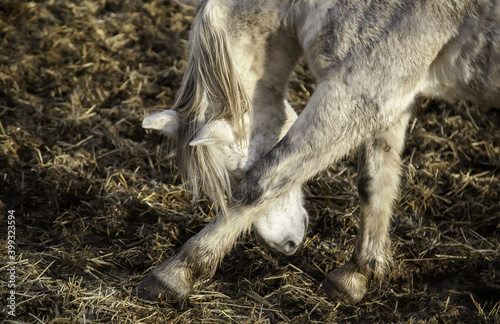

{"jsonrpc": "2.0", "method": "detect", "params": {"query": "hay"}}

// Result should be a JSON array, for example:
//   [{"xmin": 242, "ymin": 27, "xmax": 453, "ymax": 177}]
[{"xmin": 0, "ymin": 1, "xmax": 499, "ymax": 323}]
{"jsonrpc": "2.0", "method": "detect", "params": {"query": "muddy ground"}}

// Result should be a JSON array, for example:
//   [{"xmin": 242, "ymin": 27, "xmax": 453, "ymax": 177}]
[{"xmin": 0, "ymin": 1, "xmax": 499, "ymax": 323}]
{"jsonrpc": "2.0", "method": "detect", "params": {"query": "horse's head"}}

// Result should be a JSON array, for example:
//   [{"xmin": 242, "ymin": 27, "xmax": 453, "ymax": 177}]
[{"xmin": 143, "ymin": 103, "xmax": 308, "ymax": 255}]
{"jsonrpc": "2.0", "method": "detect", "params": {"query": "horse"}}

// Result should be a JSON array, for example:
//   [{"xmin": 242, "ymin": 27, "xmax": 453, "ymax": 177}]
[{"xmin": 137, "ymin": 0, "xmax": 500, "ymax": 303}]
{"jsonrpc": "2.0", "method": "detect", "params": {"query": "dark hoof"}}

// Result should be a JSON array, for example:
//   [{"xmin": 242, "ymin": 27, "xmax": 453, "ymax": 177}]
[
  {"xmin": 320, "ymin": 262, "xmax": 368, "ymax": 303},
  {"xmin": 321, "ymin": 276, "xmax": 347, "ymax": 300},
  {"xmin": 133, "ymin": 274, "xmax": 181, "ymax": 302}
]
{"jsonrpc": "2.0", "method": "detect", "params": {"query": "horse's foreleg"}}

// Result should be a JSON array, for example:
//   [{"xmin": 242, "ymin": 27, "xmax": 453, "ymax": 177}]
[
  {"xmin": 322, "ymin": 111, "xmax": 411, "ymax": 303},
  {"xmin": 135, "ymin": 205, "xmax": 262, "ymax": 300}
]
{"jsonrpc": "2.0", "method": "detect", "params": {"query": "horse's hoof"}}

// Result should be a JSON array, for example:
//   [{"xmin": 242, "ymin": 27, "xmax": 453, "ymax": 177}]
[
  {"xmin": 321, "ymin": 261, "xmax": 368, "ymax": 303},
  {"xmin": 134, "ymin": 274, "xmax": 169, "ymax": 301},
  {"xmin": 133, "ymin": 273, "xmax": 189, "ymax": 302}
]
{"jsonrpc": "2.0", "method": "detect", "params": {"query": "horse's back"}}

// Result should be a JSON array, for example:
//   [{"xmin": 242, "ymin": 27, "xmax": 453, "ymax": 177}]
[{"xmin": 293, "ymin": 0, "xmax": 500, "ymax": 107}]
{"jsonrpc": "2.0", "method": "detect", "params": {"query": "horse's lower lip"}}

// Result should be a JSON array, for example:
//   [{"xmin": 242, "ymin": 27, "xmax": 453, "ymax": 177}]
[{"xmin": 266, "ymin": 243, "xmax": 297, "ymax": 255}]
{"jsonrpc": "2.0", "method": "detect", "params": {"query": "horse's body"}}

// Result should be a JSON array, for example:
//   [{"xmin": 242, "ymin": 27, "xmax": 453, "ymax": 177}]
[{"xmin": 139, "ymin": 0, "xmax": 500, "ymax": 302}]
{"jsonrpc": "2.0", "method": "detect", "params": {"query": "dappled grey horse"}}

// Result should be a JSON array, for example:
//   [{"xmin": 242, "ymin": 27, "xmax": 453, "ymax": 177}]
[{"xmin": 138, "ymin": 0, "xmax": 500, "ymax": 303}]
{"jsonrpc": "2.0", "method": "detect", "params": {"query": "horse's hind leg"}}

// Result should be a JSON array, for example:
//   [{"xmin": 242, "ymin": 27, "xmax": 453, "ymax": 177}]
[{"xmin": 322, "ymin": 111, "xmax": 411, "ymax": 303}]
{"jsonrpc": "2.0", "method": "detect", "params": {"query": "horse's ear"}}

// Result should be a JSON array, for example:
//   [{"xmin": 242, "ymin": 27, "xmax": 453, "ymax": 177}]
[
  {"xmin": 189, "ymin": 120, "xmax": 235, "ymax": 146},
  {"xmin": 142, "ymin": 110, "xmax": 180, "ymax": 137}
]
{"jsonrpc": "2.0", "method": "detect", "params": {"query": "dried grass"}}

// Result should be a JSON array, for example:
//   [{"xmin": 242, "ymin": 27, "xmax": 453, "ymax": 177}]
[{"xmin": 0, "ymin": 1, "xmax": 499, "ymax": 323}]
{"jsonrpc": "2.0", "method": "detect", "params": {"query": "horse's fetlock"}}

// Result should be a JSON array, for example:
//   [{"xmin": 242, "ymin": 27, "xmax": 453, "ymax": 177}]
[{"xmin": 357, "ymin": 253, "xmax": 392, "ymax": 281}]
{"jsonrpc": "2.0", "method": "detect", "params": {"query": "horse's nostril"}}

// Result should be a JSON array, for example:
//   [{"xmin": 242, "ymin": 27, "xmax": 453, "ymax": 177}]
[{"xmin": 285, "ymin": 241, "xmax": 297, "ymax": 252}]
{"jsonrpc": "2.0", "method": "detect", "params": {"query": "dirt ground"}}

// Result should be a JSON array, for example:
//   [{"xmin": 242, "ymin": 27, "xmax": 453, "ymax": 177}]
[{"xmin": 1, "ymin": 1, "xmax": 499, "ymax": 323}]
